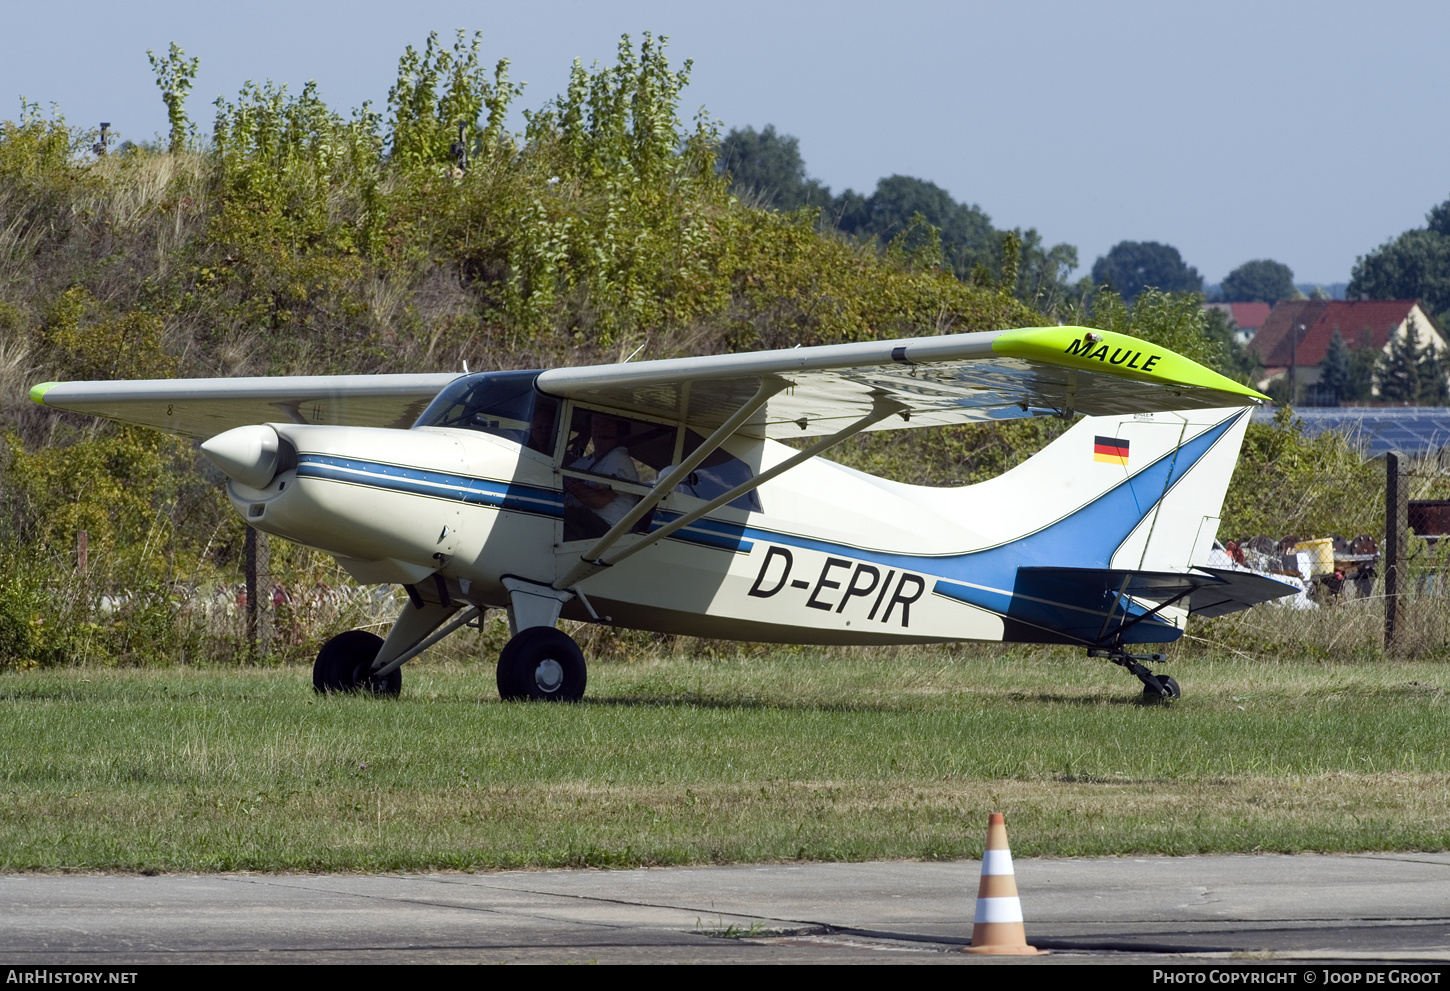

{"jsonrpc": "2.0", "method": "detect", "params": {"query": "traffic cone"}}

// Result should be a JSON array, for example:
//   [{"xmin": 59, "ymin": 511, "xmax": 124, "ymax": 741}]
[{"xmin": 964, "ymin": 813, "xmax": 1046, "ymax": 955}]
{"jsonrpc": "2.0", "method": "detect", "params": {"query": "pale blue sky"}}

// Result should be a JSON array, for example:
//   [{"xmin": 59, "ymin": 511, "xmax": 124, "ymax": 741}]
[{"xmin": 5, "ymin": 0, "xmax": 1447, "ymax": 286}]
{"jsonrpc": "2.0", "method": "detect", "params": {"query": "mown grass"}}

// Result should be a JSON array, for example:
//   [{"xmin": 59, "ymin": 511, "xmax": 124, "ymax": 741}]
[{"xmin": 0, "ymin": 648, "xmax": 1446, "ymax": 872}]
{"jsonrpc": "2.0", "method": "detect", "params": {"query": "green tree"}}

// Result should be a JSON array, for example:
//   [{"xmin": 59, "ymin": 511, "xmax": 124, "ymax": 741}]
[
  {"xmin": 1377, "ymin": 319, "xmax": 1426, "ymax": 402},
  {"xmin": 1349, "ymin": 229, "xmax": 1450, "ymax": 318},
  {"xmin": 1412, "ymin": 316, "xmax": 1450, "ymax": 405},
  {"xmin": 1220, "ymin": 259, "xmax": 1297, "ymax": 303},
  {"xmin": 1419, "ymin": 344, "xmax": 1449, "ymax": 405},
  {"xmin": 1006, "ymin": 227, "xmax": 1079, "ymax": 314},
  {"xmin": 835, "ymin": 174, "xmax": 997, "ymax": 280},
  {"xmin": 1202, "ymin": 305, "xmax": 1262, "ymax": 385},
  {"xmin": 1349, "ymin": 196, "xmax": 1450, "ymax": 322},
  {"xmin": 1429, "ymin": 198, "xmax": 1450, "ymax": 237},
  {"xmin": 828, "ymin": 175, "xmax": 1078, "ymax": 308},
  {"xmin": 387, "ymin": 30, "xmax": 520, "ymax": 168},
  {"xmin": 147, "ymin": 42, "xmax": 199, "ymax": 153},
  {"xmin": 716, "ymin": 125, "xmax": 830, "ymax": 211},
  {"xmin": 1085, "ymin": 286, "xmax": 1217, "ymax": 367},
  {"xmin": 1349, "ymin": 336, "xmax": 1380, "ymax": 401},
  {"xmin": 1091, "ymin": 241, "xmax": 1202, "ymax": 301},
  {"xmin": 1315, "ymin": 329, "xmax": 1352, "ymax": 406},
  {"xmin": 716, "ymin": 129, "xmax": 1079, "ymax": 312}
]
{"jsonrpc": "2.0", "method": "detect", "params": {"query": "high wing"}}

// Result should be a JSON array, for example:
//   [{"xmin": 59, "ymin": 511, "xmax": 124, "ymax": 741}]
[
  {"xmin": 28, "ymin": 374, "xmax": 460, "ymax": 439},
  {"xmin": 537, "ymin": 326, "xmax": 1266, "ymax": 438},
  {"xmin": 29, "ymin": 326, "xmax": 1263, "ymax": 442}
]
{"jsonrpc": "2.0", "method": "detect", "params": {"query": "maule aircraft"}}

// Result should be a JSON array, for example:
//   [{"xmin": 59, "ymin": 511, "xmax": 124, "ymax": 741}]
[{"xmin": 29, "ymin": 326, "xmax": 1296, "ymax": 701}]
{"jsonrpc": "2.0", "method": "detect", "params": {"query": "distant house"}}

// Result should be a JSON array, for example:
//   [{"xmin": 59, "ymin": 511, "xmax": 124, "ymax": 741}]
[
  {"xmin": 1204, "ymin": 302, "xmax": 1272, "ymax": 344},
  {"xmin": 1247, "ymin": 299, "xmax": 1445, "ymax": 393}
]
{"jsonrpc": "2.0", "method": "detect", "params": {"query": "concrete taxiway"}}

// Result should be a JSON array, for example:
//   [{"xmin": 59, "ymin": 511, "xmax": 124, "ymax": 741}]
[{"xmin": 2, "ymin": 853, "xmax": 1450, "ymax": 964}]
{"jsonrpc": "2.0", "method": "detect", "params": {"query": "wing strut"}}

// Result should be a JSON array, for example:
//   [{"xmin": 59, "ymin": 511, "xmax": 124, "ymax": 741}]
[{"xmin": 555, "ymin": 391, "xmax": 909, "ymax": 590}]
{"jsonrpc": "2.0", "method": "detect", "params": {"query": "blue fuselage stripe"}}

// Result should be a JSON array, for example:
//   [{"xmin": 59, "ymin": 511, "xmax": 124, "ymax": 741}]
[{"xmin": 295, "ymin": 457, "xmax": 755, "ymax": 554}]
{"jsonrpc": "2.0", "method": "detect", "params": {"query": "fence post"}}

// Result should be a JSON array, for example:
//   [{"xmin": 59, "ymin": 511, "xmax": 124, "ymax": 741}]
[
  {"xmin": 76, "ymin": 530, "xmax": 88, "ymax": 577},
  {"xmin": 245, "ymin": 526, "xmax": 271, "ymax": 659},
  {"xmin": 1384, "ymin": 452, "xmax": 1406, "ymax": 654}
]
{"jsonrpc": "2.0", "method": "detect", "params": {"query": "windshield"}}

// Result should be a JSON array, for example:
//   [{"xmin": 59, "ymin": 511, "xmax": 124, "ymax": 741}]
[{"xmin": 412, "ymin": 371, "xmax": 558, "ymax": 453}]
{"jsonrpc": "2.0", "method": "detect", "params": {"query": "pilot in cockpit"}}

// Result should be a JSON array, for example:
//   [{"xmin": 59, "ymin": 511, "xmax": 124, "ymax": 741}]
[{"xmin": 563, "ymin": 413, "xmax": 641, "ymax": 539}]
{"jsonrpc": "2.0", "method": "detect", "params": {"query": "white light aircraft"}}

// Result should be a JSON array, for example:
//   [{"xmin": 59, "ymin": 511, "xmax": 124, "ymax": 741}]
[{"xmin": 30, "ymin": 325, "xmax": 1296, "ymax": 700}]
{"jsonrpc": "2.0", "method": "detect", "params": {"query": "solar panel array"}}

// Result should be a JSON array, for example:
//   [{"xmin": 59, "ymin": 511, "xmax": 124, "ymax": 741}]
[{"xmin": 1253, "ymin": 406, "xmax": 1450, "ymax": 455}]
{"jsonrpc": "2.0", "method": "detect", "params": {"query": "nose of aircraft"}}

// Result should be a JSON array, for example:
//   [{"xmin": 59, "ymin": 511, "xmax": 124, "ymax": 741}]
[{"xmin": 201, "ymin": 424, "xmax": 282, "ymax": 488}]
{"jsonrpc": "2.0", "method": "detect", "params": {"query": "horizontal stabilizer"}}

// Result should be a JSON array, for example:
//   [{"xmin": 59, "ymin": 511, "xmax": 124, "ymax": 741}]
[
  {"xmin": 1018, "ymin": 566, "xmax": 1300, "ymax": 627},
  {"xmin": 1177, "ymin": 567, "xmax": 1306, "ymax": 618}
]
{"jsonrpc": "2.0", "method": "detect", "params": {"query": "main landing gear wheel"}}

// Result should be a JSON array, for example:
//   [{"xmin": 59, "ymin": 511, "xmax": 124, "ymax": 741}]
[
  {"xmin": 496, "ymin": 627, "xmax": 587, "ymax": 702},
  {"xmin": 312, "ymin": 630, "xmax": 402, "ymax": 697}
]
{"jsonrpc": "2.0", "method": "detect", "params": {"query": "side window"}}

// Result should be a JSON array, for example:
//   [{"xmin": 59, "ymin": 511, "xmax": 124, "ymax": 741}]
[
  {"xmin": 674, "ymin": 431, "xmax": 762, "ymax": 512},
  {"xmin": 560, "ymin": 409, "xmax": 675, "ymax": 542},
  {"xmin": 556, "ymin": 411, "xmax": 760, "ymax": 541},
  {"xmin": 562, "ymin": 408, "xmax": 674, "ymax": 484},
  {"xmin": 525, "ymin": 396, "xmax": 560, "ymax": 455}
]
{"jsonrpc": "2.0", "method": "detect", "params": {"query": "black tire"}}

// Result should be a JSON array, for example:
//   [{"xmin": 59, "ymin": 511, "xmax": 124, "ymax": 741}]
[
  {"xmin": 1144, "ymin": 675, "xmax": 1181, "ymax": 700},
  {"xmin": 312, "ymin": 630, "xmax": 401, "ymax": 697},
  {"xmin": 496, "ymin": 627, "xmax": 586, "ymax": 702}
]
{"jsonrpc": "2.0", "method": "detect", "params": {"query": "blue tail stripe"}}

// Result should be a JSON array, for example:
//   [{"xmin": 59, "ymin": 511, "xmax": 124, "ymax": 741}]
[{"xmin": 723, "ymin": 414, "xmax": 1236, "ymax": 585}]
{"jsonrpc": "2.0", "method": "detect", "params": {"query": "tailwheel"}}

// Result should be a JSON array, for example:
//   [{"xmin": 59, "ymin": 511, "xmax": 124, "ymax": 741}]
[
  {"xmin": 496, "ymin": 627, "xmax": 587, "ymax": 702},
  {"xmin": 1088, "ymin": 647, "xmax": 1181, "ymax": 701},
  {"xmin": 313, "ymin": 630, "xmax": 402, "ymax": 697},
  {"xmin": 1144, "ymin": 675, "xmax": 1181, "ymax": 700}
]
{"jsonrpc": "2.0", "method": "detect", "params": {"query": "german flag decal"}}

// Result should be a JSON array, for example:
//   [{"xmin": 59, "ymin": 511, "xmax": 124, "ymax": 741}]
[{"xmin": 1094, "ymin": 435, "xmax": 1129, "ymax": 466}]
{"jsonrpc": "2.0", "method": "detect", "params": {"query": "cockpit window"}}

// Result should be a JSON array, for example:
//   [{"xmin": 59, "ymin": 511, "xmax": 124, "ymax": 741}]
[
  {"xmin": 412, "ymin": 371, "xmax": 559, "ymax": 454},
  {"xmin": 676, "ymin": 430, "xmax": 762, "ymax": 512}
]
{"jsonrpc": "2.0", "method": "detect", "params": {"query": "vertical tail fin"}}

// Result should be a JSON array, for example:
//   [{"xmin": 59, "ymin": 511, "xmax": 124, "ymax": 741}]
[
  {"xmin": 963, "ymin": 405, "xmax": 1253, "ymax": 573},
  {"xmin": 1104, "ymin": 407, "xmax": 1253, "ymax": 573}
]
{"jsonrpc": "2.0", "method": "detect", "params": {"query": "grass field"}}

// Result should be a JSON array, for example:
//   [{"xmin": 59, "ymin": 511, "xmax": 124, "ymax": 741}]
[{"xmin": 1, "ymin": 647, "xmax": 1447, "ymax": 872}]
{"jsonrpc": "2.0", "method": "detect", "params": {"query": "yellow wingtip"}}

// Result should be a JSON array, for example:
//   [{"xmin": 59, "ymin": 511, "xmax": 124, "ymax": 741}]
[{"xmin": 992, "ymin": 327, "xmax": 1268, "ymax": 402}]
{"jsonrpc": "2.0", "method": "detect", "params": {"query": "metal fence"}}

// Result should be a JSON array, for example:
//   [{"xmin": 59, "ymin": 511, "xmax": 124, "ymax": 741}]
[{"xmin": 1185, "ymin": 451, "xmax": 1450, "ymax": 661}]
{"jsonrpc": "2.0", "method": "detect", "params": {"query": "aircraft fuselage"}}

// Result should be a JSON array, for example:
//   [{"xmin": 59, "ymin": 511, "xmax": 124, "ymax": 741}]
[{"xmin": 226, "ymin": 400, "xmax": 1251, "ymax": 649}]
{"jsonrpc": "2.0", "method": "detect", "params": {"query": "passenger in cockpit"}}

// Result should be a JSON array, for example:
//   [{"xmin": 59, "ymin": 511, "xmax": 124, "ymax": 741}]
[{"xmin": 563, "ymin": 414, "xmax": 641, "ymax": 539}]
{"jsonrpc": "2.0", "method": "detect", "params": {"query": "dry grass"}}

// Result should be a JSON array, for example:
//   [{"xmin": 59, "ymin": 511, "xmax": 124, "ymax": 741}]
[{"xmin": 1191, "ymin": 582, "xmax": 1450, "ymax": 662}]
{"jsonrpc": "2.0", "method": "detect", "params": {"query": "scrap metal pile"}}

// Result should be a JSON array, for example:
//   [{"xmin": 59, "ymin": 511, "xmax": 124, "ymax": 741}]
[{"xmin": 1211, "ymin": 535, "xmax": 1379, "ymax": 609}]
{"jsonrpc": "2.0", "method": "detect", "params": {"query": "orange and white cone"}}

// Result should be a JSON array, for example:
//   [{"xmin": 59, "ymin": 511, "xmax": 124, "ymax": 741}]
[{"xmin": 964, "ymin": 813, "xmax": 1045, "ymax": 955}]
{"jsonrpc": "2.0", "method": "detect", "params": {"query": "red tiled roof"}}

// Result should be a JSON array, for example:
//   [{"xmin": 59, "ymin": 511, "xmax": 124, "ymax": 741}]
[
  {"xmin": 1228, "ymin": 302, "xmax": 1271, "ymax": 330},
  {"xmin": 1248, "ymin": 301, "xmax": 1329, "ymax": 367},
  {"xmin": 1249, "ymin": 300, "xmax": 1442, "ymax": 368}
]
